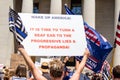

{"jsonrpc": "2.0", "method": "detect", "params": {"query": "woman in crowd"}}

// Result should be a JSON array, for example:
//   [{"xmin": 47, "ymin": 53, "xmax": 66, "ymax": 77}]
[{"xmin": 10, "ymin": 64, "xmax": 27, "ymax": 80}]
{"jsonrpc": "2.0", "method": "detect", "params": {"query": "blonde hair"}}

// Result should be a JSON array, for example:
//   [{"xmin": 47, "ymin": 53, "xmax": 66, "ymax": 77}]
[{"xmin": 49, "ymin": 59, "xmax": 64, "ymax": 78}]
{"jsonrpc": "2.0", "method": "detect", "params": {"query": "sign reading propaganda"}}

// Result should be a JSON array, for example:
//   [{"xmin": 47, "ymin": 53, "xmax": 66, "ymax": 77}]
[{"xmin": 19, "ymin": 13, "xmax": 87, "ymax": 56}]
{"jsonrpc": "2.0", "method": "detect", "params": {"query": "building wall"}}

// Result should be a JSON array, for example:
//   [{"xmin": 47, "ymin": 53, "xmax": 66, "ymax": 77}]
[
  {"xmin": 0, "ymin": 0, "xmax": 14, "ymax": 67},
  {"xmin": 96, "ymin": 0, "xmax": 114, "ymax": 63},
  {"xmin": 38, "ymin": 0, "xmax": 71, "ymax": 14},
  {"xmin": 96, "ymin": 0, "xmax": 114, "ymax": 44},
  {"xmin": 14, "ymin": 0, "xmax": 22, "ymax": 12},
  {"xmin": 39, "ymin": 0, "xmax": 50, "ymax": 13}
]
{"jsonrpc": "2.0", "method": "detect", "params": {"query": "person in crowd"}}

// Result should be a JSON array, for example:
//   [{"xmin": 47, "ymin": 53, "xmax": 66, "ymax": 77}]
[
  {"xmin": 3, "ymin": 66, "xmax": 10, "ymax": 80},
  {"xmin": 28, "ymin": 68, "xmax": 32, "ymax": 79},
  {"xmin": 10, "ymin": 64, "xmax": 27, "ymax": 80},
  {"xmin": 0, "ymin": 67, "xmax": 4, "ymax": 80},
  {"xmin": 29, "ymin": 62, "xmax": 51, "ymax": 80},
  {"xmin": 18, "ymin": 44, "xmax": 90, "ymax": 80},
  {"xmin": 112, "ymin": 65, "xmax": 120, "ymax": 80},
  {"xmin": 40, "ymin": 62, "xmax": 51, "ymax": 80},
  {"xmin": 63, "ymin": 67, "xmax": 71, "ymax": 80},
  {"xmin": 76, "ymin": 60, "xmax": 91, "ymax": 80},
  {"xmin": 91, "ymin": 73, "xmax": 103, "ymax": 80},
  {"xmin": 61, "ymin": 56, "xmax": 71, "ymax": 80},
  {"xmin": 83, "ymin": 72, "xmax": 90, "ymax": 80}
]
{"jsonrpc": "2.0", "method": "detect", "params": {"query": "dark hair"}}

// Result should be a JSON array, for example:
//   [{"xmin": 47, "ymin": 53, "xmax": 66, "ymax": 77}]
[
  {"xmin": 112, "ymin": 65, "xmax": 120, "ymax": 78},
  {"xmin": 15, "ymin": 64, "xmax": 27, "ymax": 77},
  {"xmin": 91, "ymin": 73, "xmax": 102, "ymax": 80}
]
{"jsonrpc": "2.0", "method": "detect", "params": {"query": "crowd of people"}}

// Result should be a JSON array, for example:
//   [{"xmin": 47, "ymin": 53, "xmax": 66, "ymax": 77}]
[{"xmin": 0, "ymin": 44, "xmax": 120, "ymax": 80}]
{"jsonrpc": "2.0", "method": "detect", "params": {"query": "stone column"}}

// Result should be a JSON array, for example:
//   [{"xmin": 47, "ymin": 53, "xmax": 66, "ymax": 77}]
[
  {"xmin": 50, "ymin": 0, "xmax": 62, "ymax": 14},
  {"xmin": 113, "ymin": 0, "xmax": 120, "ymax": 67},
  {"xmin": 82, "ymin": 0, "xmax": 95, "ymax": 28},
  {"xmin": 50, "ymin": 0, "xmax": 62, "ymax": 59},
  {"xmin": 22, "ymin": 0, "xmax": 33, "ymax": 13},
  {"xmin": 0, "ymin": 0, "xmax": 14, "ymax": 67}
]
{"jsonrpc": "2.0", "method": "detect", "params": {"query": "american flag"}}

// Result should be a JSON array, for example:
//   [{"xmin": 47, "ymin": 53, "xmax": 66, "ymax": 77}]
[
  {"xmin": 9, "ymin": 8, "xmax": 28, "ymax": 43},
  {"xmin": 115, "ymin": 13, "xmax": 120, "ymax": 46}
]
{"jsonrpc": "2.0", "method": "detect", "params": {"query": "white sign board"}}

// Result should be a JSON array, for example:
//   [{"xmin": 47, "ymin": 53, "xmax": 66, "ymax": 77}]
[{"xmin": 19, "ymin": 13, "xmax": 87, "ymax": 56}]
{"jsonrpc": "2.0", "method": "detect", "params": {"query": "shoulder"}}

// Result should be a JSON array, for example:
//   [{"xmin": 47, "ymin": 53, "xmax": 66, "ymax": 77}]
[{"xmin": 42, "ymin": 73, "xmax": 51, "ymax": 80}]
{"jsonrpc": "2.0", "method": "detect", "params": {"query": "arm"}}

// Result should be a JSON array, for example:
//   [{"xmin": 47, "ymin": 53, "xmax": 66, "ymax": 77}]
[
  {"xmin": 70, "ymin": 48, "xmax": 90, "ymax": 80},
  {"xmin": 18, "ymin": 47, "xmax": 47, "ymax": 80},
  {"xmin": 75, "ymin": 60, "xmax": 80, "ymax": 70}
]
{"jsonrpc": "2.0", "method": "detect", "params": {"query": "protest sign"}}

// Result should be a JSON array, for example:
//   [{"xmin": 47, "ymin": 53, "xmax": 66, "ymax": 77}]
[{"xmin": 19, "ymin": 13, "xmax": 86, "ymax": 56}]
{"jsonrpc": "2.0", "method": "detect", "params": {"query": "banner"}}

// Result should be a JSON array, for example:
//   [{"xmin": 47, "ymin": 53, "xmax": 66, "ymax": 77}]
[
  {"xmin": 75, "ymin": 22, "xmax": 113, "ymax": 72},
  {"xmin": 19, "ymin": 13, "xmax": 87, "ymax": 56}
]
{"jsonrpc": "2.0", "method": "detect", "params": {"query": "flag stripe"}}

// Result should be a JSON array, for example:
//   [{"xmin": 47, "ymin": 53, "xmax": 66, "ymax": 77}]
[
  {"xmin": 15, "ymin": 27, "xmax": 28, "ymax": 38},
  {"xmin": 117, "ymin": 25, "xmax": 120, "ymax": 30},
  {"xmin": 115, "ymin": 39, "xmax": 120, "ymax": 46},
  {"xmin": 84, "ymin": 23, "xmax": 101, "ymax": 46},
  {"xmin": 116, "ymin": 32, "xmax": 120, "ymax": 38}
]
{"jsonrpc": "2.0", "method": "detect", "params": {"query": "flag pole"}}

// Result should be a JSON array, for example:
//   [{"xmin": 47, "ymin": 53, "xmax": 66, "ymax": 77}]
[{"xmin": 109, "ymin": 48, "xmax": 115, "ymax": 73}]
